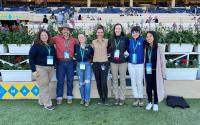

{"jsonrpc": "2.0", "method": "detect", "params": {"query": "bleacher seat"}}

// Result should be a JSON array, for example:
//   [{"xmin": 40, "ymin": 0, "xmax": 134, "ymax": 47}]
[
  {"xmin": 103, "ymin": 8, "xmax": 123, "ymax": 13},
  {"xmin": 79, "ymin": 8, "xmax": 98, "ymax": 13},
  {"xmin": 4, "ymin": 7, "xmax": 29, "ymax": 11},
  {"xmin": 34, "ymin": 7, "xmax": 52, "ymax": 14},
  {"xmin": 52, "ymin": 7, "xmax": 73, "ymax": 14},
  {"xmin": 124, "ymin": 8, "xmax": 143, "ymax": 13}
]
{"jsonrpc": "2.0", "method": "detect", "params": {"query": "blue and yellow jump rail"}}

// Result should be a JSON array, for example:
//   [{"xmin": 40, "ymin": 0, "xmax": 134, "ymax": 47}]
[{"xmin": 0, "ymin": 82, "xmax": 39, "ymax": 99}]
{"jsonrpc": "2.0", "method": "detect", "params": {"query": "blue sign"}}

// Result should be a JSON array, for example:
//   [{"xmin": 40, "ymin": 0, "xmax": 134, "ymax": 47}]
[
  {"xmin": 31, "ymin": 86, "xmax": 39, "ymax": 96},
  {"xmin": 8, "ymin": 86, "xmax": 18, "ymax": 97},
  {"xmin": 0, "ymin": 86, "xmax": 7, "ymax": 98},
  {"xmin": 20, "ymin": 86, "xmax": 30, "ymax": 96}
]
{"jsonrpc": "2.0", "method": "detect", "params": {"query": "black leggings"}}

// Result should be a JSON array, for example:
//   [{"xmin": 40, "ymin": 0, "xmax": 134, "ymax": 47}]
[
  {"xmin": 145, "ymin": 70, "xmax": 158, "ymax": 104},
  {"xmin": 93, "ymin": 62, "xmax": 109, "ymax": 103}
]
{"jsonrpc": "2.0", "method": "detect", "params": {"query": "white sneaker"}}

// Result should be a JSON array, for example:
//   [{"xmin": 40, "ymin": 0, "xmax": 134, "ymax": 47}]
[
  {"xmin": 145, "ymin": 103, "xmax": 153, "ymax": 111},
  {"xmin": 153, "ymin": 104, "xmax": 159, "ymax": 112}
]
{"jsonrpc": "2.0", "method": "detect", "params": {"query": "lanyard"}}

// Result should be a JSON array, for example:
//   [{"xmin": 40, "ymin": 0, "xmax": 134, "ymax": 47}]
[
  {"xmin": 114, "ymin": 38, "xmax": 121, "ymax": 49},
  {"xmin": 64, "ymin": 37, "xmax": 71, "ymax": 49},
  {"xmin": 45, "ymin": 44, "xmax": 51, "ymax": 56},
  {"xmin": 147, "ymin": 47, "xmax": 152, "ymax": 63},
  {"xmin": 80, "ymin": 46, "xmax": 85, "ymax": 62},
  {"xmin": 133, "ymin": 39, "xmax": 139, "ymax": 53}
]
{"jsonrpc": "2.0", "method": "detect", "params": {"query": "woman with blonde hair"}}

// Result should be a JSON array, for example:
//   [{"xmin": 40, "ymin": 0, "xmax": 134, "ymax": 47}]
[{"xmin": 75, "ymin": 33, "xmax": 94, "ymax": 107}]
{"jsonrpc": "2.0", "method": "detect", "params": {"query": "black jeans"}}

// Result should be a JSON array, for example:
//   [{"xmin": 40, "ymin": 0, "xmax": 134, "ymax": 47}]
[
  {"xmin": 93, "ymin": 62, "xmax": 109, "ymax": 103},
  {"xmin": 145, "ymin": 70, "xmax": 158, "ymax": 104}
]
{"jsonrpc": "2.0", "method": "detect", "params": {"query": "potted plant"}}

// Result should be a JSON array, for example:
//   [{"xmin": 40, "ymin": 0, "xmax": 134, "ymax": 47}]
[
  {"xmin": 86, "ymin": 30, "xmax": 96, "ymax": 44},
  {"xmin": 104, "ymin": 22, "xmax": 113, "ymax": 39},
  {"xmin": 0, "ymin": 56, "xmax": 32, "ymax": 82},
  {"xmin": 72, "ymin": 27, "xmax": 85, "ymax": 38},
  {"xmin": 3, "ymin": 30, "xmax": 34, "ymax": 54},
  {"xmin": 0, "ymin": 62, "xmax": 32, "ymax": 82},
  {"xmin": 0, "ymin": 30, "xmax": 8, "ymax": 53},
  {"xmin": 155, "ymin": 27, "xmax": 167, "ymax": 51},
  {"xmin": 194, "ymin": 32, "xmax": 200, "ymax": 52},
  {"xmin": 47, "ymin": 25, "xmax": 59, "ymax": 37},
  {"xmin": 166, "ymin": 29, "xmax": 194, "ymax": 53},
  {"xmin": 166, "ymin": 58, "xmax": 198, "ymax": 80}
]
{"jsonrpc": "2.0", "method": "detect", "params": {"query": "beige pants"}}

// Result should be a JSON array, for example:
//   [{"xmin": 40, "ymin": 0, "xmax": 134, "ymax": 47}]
[
  {"xmin": 110, "ymin": 62, "xmax": 127, "ymax": 100},
  {"xmin": 36, "ymin": 65, "xmax": 54, "ymax": 107}
]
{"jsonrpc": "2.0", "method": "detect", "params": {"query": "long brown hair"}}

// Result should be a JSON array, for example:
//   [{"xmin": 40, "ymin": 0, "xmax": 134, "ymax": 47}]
[
  {"xmin": 145, "ymin": 31, "xmax": 158, "ymax": 48},
  {"xmin": 34, "ymin": 29, "xmax": 52, "ymax": 45},
  {"xmin": 95, "ymin": 24, "xmax": 104, "ymax": 39},
  {"xmin": 109, "ymin": 23, "xmax": 126, "ymax": 49},
  {"xmin": 112, "ymin": 23, "xmax": 125, "ymax": 37}
]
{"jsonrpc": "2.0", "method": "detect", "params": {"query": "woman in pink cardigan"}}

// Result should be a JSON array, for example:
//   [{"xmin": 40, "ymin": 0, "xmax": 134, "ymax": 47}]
[{"xmin": 144, "ymin": 31, "xmax": 166, "ymax": 112}]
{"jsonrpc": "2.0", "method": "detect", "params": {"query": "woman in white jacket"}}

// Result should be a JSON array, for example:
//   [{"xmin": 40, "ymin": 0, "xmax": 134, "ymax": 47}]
[{"xmin": 144, "ymin": 31, "xmax": 166, "ymax": 112}]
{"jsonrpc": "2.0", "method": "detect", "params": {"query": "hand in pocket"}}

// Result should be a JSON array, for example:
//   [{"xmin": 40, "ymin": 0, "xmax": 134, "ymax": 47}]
[{"xmin": 33, "ymin": 71, "xmax": 39, "ymax": 78}]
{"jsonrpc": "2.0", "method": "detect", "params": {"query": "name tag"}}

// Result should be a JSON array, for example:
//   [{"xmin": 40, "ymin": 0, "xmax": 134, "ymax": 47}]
[
  {"xmin": 114, "ymin": 50, "xmax": 120, "ymax": 58},
  {"xmin": 64, "ymin": 50, "xmax": 70, "ymax": 59},
  {"xmin": 146, "ymin": 63, "xmax": 152, "ymax": 74},
  {"xmin": 132, "ymin": 53, "xmax": 137, "ymax": 64},
  {"xmin": 80, "ymin": 62, "xmax": 86, "ymax": 70},
  {"xmin": 47, "ymin": 56, "xmax": 53, "ymax": 65},
  {"xmin": 101, "ymin": 64, "xmax": 106, "ymax": 71}
]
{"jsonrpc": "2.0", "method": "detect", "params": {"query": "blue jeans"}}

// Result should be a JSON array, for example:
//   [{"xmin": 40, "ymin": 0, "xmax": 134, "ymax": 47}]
[
  {"xmin": 76, "ymin": 61, "xmax": 92, "ymax": 102},
  {"xmin": 56, "ymin": 60, "xmax": 74, "ymax": 100}
]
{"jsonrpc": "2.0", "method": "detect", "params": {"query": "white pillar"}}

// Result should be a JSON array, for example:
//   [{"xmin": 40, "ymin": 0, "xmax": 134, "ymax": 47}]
[
  {"xmin": 120, "ymin": 0, "xmax": 124, "ymax": 5},
  {"xmin": 171, "ymin": 0, "xmax": 176, "ymax": 7},
  {"xmin": 130, "ymin": 0, "xmax": 133, "ymax": 7},
  {"xmin": 87, "ymin": 0, "xmax": 91, "ymax": 7},
  {"xmin": 184, "ymin": 0, "xmax": 189, "ymax": 4},
  {"xmin": 0, "ymin": 0, "xmax": 2, "ymax": 8},
  {"xmin": 152, "ymin": 0, "xmax": 156, "ymax": 4}
]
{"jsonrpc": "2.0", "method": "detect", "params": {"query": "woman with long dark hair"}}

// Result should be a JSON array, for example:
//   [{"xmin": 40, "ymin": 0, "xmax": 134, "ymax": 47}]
[
  {"xmin": 92, "ymin": 25, "xmax": 109, "ymax": 105},
  {"xmin": 29, "ymin": 29, "xmax": 56, "ymax": 110},
  {"xmin": 107, "ymin": 23, "xmax": 128, "ymax": 106},
  {"xmin": 144, "ymin": 31, "xmax": 166, "ymax": 111}
]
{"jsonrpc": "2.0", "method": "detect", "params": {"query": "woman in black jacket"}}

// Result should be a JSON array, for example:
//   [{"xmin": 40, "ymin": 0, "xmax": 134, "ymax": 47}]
[
  {"xmin": 107, "ymin": 23, "xmax": 129, "ymax": 106},
  {"xmin": 29, "ymin": 29, "xmax": 56, "ymax": 110},
  {"xmin": 74, "ymin": 33, "xmax": 93, "ymax": 107}
]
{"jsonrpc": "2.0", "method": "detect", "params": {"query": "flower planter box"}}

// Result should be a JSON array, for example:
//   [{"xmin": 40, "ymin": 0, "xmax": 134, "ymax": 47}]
[
  {"xmin": 0, "ymin": 70, "xmax": 32, "ymax": 82},
  {"xmin": 168, "ymin": 43, "xmax": 194, "ymax": 53},
  {"xmin": 8, "ymin": 44, "xmax": 31, "ymax": 54},
  {"xmin": 0, "ymin": 44, "xmax": 7, "ymax": 53},
  {"xmin": 194, "ymin": 44, "xmax": 200, "ymax": 52},
  {"xmin": 166, "ymin": 68, "xmax": 197, "ymax": 80},
  {"xmin": 159, "ymin": 43, "xmax": 167, "ymax": 52}
]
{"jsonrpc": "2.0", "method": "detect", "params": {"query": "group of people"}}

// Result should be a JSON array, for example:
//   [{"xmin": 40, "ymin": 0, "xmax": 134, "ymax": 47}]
[
  {"xmin": 43, "ymin": 11, "xmax": 75, "ymax": 24},
  {"xmin": 29, "ymin": 23, "xmax": 166, "ymax": 112}
]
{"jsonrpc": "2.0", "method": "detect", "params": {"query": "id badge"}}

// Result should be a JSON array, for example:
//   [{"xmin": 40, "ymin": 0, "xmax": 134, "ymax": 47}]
[
  {"xmin": 101, "ymin": 64, "xmax": 106, "ymax": 71},
  {"xmin": 146, "ymin": 63, "xmax": 152, "ymax": 74},
  {"xmin": 132, "ymin": 53, "xmax": 137, "ymax": 64},
  {"xmin": 64, "ymin": 50, "xmax": 70, "ymax": 59},
  {"xmin": 114, "ymin": 50, "xmax": 120, "ymax": 58},
  {"xmin": 80, "ymin": 62, "xmax": 86, "ymax": 70},
  {"xmin": 47, "ymin": 56, "xmax": 53, "ymax": 65}
]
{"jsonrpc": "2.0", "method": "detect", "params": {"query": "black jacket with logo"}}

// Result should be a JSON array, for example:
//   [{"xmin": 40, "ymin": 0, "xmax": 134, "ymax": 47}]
[{"xmin": 107, "ymin": 36, "xmax": 129, "ymax": 63}]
